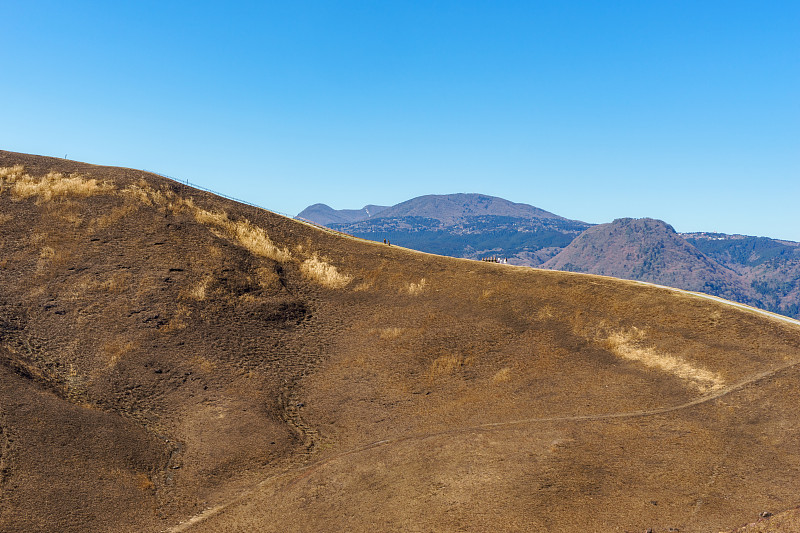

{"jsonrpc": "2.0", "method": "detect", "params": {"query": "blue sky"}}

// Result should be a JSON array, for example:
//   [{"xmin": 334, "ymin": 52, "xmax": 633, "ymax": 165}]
[{"xmin": 3, "ymin": 1, "xmax": 799, "ymax": 240}]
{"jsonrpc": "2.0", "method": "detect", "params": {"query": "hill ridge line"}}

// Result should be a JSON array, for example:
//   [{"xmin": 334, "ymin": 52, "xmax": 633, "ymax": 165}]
[{"xmin": 124, "ymin": 171, "xmax": 800, "ymax": 328}]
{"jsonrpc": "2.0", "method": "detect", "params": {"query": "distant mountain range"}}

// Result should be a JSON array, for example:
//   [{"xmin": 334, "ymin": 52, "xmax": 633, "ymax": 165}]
[
  {"xmin": 297, "ymin": 203, "xmax": 389, "ymax": 225},
  {"xmin": 298, "ymin": 194, "xmax": 592, "ymax": 265},
  {"xmin": 297, "ymin": 194, "xmax": 800, "ymax": 318}
]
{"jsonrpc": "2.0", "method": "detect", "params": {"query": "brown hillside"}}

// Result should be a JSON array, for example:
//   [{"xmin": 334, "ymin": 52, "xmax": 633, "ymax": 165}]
[
  {"xmin": 544, "ymin": 217, "xmax": 756, "ymax": 305},
  {"xmin": 1, "ymin": 151, "xmax": 800, "ymax": 532}
]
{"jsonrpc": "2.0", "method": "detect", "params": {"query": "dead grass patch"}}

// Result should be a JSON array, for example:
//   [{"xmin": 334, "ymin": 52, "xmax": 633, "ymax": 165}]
[
  {"xmin": 4, "ymin": 169, "xmax": 114, "ymax": 203},
  {"xmin": 378, "ymin": 327, "xmax": 404, "ymax": 340},
  {"xmin": 0, "ymin": 213, "xmax": 11, "ymax": 224},
  {"xmin": 161, "ymin": 304, "xmax": 191, "ymax": 332},
  {"xmin": 46, "ymin": 200, "xmax": 84, "ymax": 226},
  {"xmin": 491, "ymin": 367, "xmax": 512, "ymax": 384},
  {"xmin": 186, "ymin": 200, "xmax": 291, "ymax": 263},
  {"xmin": 122, "ymin": 187, "xmax": 293, "ymax": 264},
  {"xmin": 406, "ymin": 278, "xmax": 428, "ymax": 295},
  {"xmin": 69, "ymin": 272, "xmax": 130, "ymax": 296},
  {"xmin": 30, "ymin": 232, "xmax": 46, "ymax": 246},
  {"xmin": 96, "ymin": 271, "xmax": 131, "ymax": 293},
  {"xmin": 191, "ymin": 355, "xmax": 217, "ymax": 374},
  {"xmin": 0, "ymin": 164, "xmax": 24, "ymax": 180},
  {"xmin": 301, "ymin": 255, "xmax": 352, "ymax": 289},
  {"xmin": 187, "ymin": 276, "xmax": 212, "ymax": 301},
  {"xmin": 92, "ymin": 203, "xmax": 139, "ymax": 230},
  {"xmin": 36, "ymin": 246, "xmax": 58, "ymax": 273},
  {"xmin": 121, "ymin": 182, "xmax": 156, "ymax": 206},
  {"xmin": 428, "ymin": 353, "xmax": 471, "ymax": 382},
  {"xmin": 256, "ymin": 267, "xmax": 280, "ymax": 290},
  {"xmin": 353, "ymin": 280, "xmax": 374, "ymax": 292},
  {"xmin": 135, "ymin": 473, "xmax": 155, "ymax": 492},
  {"xmin": 102, "ymin": 340, "xmax": 136, "ymax": 369},
  {"xmin": 605, "ymin": 328, "xmax": 725, "ymax": 392},
  {"xmin": 537, "ymin": 305, "xmax": 555, "ymax": 320}
]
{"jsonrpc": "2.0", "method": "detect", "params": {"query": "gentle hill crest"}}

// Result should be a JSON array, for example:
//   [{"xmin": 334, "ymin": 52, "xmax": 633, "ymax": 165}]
[{"xmin": 300, "ymin": 195, "xmax": 800, "ymax": 318}]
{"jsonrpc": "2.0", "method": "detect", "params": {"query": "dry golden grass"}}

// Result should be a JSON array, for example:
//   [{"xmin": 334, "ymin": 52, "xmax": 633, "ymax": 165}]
[
  {"xmin": 428, "ymin": 353, "xmax": 466, "ymax": 382},
  {"xmin": 406, "ymin": 278, "xmax": 428, "ymax": 295},
  {"xmin": 48, "ymin": 199, "xmax": 84, "ymax": 226},
  {"xmin": 301, "ymin": 255, "xmax": 352, "ymax": 289},
  {"xmin": 256, "ymin": 267, "xmax": 280, "ymax": 290},
  {"xmin": 69, "ymin": 271, "xmax": 131, "ymax": 297},
  {"xmin": 186, "ymin": 200, "xmax": 291, "ymax": 263},
  {"xmin": 491, "ymin": 367, "xmax": 512, "ymax": 384},
  {"xmin": 36, "ymin": 246, "xmax": 56, "ymax": 273},
  {"xmin": 161, "ymin": 304, "xmax": 191, "ymax": 332},
  {"xmin": 187, "ymin": 276, "xmax": 212, "ymax": 301},
  {"xmin": 121, "ymin": 181, "xmax": 156, "ymax": 206},
  {"xmin": 136, "ymin": 473, "xmax": 155, "ymax": 492},
  {"xmin": 0, "ymin": 213, "xmax": 11, "ymax": 224},
  {"xmin": 102, "ymin": 340, "xmax": 136, "ymax": 369},
  {"xmin": 606, "ymin": 328, "xmax": 725, "ymax": 392},
  {"xmin": 7, "ymin": 170, "xmax": 114, "ymax": 202},
  {"xmin": 100, "ymin": 271, "xmax": 132, "ymax": 293},
  {"xmin": 4, "ymin": 169, "xmax": 296, "ymax": 293},
  {"xmin": 353, "ymin": 280, "xmax": 374, "ymax": 292},
  {"xmin": 92, "ymin": 203, "xmax": 139, "ymax": 230},
  {"xmin": 118, "ymin": 185, "xmax": 293, "ymax": 264},
  {"xmin": 0, "ymin": 164, "xmax": 24, "ymax": 182},
  {"xmin": 537, "ymin": 305, "xmax": 555, "ymax": 319},
  {"xmin": 191, "ymin": 356, "xmax": 218, "ymax": 374},
  {"xmin": 378, "ymin": 327, "xmax": 404, "ymax": 340}
]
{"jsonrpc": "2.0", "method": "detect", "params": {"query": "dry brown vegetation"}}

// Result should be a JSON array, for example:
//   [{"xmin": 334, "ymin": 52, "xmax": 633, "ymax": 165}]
[
  {"xmin": 300, "ymin": 254, "xmax": 352, "ymax": 288},
  {"xmin": 1, "ymin": 151, "xmax": 800, "ymax": 533},
  {"xmin": 187, "ymin": 200, "xmax": 292, "ymax": 263},
  {"xmin": 605, "ymin": 327, "xmax": 725, "ymax": 392},
  {"xmin": 0, "ymin": 165, "xmax": 114, "ymax": 202},
  {"xmin": 405, "ymin": 277, "xmax": 427, "ymax": 295}
]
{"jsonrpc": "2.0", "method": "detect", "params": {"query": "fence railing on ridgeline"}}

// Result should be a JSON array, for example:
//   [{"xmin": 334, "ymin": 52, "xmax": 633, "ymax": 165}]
[
  {"xmin": 141, "ymin": 169, "xmax": 294, "ymax": 219},
  {"xmin": 142, "ymin": 169, "xmax": 372, "ymax": 243}
]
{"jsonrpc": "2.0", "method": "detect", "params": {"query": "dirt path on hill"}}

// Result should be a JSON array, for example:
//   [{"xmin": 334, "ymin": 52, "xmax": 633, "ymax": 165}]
[
  {"xmin": 167, "ymin": 266, "xmax": 800, "ymax": 533},
  {"xmin": 167, "ymin": 349, "xmax": 800, "ymax": 532}
]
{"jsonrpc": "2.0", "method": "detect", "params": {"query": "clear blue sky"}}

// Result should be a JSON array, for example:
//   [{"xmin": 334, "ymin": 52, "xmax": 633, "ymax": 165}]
[{"xmin": 3, "ymin": 1, "xmax": 798, "ymax": 240}]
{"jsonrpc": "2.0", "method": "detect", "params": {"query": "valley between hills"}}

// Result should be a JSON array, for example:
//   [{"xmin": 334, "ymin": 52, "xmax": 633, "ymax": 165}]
[{"xmin": 1, "ymin": 150, "xmax": 800, "ymax": 532}]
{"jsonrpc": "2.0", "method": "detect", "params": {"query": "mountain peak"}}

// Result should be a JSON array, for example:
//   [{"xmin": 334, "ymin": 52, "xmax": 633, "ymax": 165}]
[
  {"xmin": 297, "ymin": 193, "xmax": 570, "ymax": 227},
  {"xmin": 375, "ymin": 193, "xmax": 566, "ymax": 225},
  {"xmin": 296, "ymin": 203, "xmax": 388, "ymax": 225},
  {"xmin": 543, "ymin": 217, "xmax": 751, "ymax": 302},
  {"xmin": 610, "ymin": 217, "xmax": 677, "ymax": 233}
]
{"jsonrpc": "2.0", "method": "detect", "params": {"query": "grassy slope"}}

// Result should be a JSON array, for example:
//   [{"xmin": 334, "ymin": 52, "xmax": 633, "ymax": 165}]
[{"xmin": 1, "ymin": 151, "xmax": 800, "ymax": 532}]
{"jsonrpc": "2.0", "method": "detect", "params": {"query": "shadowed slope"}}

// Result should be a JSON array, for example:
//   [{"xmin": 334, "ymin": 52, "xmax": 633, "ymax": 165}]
[{"xmin": 1, "ymin": 151, "xmax": 800, "ymax": 532}]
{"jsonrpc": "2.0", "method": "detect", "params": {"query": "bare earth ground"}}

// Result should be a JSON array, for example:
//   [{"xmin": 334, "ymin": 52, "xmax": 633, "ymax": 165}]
[{"xmin": 1, "ymin": 150, "xmax": 799, "ymax": 532}]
